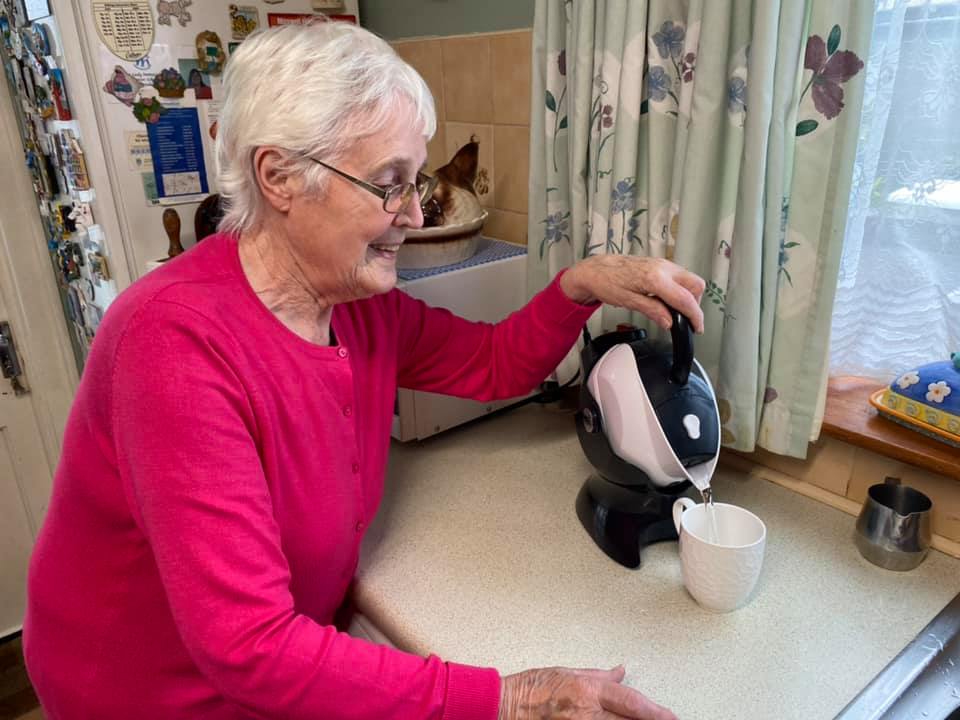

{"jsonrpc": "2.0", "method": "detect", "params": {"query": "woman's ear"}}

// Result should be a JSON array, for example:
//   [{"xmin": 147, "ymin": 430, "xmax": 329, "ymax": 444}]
[{"xmin": 252, "ymin": 147, "xmax": 297, "ymax": 214}]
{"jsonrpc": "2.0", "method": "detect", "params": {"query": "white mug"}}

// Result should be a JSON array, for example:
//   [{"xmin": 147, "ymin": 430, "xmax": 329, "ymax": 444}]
[{"xmin": 672, "ymin": 497, "xmax": 766, "ymax": 613}]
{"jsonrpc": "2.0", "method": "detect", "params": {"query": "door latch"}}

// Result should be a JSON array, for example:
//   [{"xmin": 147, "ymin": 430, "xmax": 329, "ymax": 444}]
[{"xmin": 0, "ymin": 322, "xmax": 28, "ymax": 396}]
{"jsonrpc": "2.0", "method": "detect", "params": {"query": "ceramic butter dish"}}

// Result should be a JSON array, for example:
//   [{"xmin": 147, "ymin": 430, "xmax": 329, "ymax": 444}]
[{"xmin": 869, "ymin": 353, "xmax": 960, "ymax": 448}]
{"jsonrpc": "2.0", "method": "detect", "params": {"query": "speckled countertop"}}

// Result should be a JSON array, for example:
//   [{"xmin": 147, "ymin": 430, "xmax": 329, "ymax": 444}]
[{"xmin": 355, "ymin": 403, "xmax": 960, "ymax": 720}]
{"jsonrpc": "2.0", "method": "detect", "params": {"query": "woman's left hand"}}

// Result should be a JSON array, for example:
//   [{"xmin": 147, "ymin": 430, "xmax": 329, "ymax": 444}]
[{"xmin": 559, "ymin": 255, "xmax": 706, "ymax": 333}]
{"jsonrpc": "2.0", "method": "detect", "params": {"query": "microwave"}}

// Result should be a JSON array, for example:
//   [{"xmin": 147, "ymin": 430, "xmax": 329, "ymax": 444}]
[{"xmin": 391, "ymin": 239, "xmax": 531, "ymax": 442}]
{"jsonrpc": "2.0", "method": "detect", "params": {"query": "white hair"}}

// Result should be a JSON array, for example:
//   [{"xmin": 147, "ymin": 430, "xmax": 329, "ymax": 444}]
[{"xmin": 215, "ymin": 21, "xmax": 436, "ymax": 235}]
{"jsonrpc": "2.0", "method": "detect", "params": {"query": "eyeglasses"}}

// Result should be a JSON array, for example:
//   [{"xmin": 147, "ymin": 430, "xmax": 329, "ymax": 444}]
[{"xmin": 311, "ymin": 158, "xmax": 439, "ymax": 214}]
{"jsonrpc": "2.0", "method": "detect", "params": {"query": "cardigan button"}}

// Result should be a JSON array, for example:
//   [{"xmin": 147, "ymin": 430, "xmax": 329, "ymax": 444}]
[
  {"xmin": 337, "ymin": 347, "xmax": 348, "ymax": 358},
  {"xmin": 343, "ymin": 405, "xmax": 352, "ymax": 417},
  {"xmin": 352, "ymin": 462, "xmax": 360, "ymax": 474}
]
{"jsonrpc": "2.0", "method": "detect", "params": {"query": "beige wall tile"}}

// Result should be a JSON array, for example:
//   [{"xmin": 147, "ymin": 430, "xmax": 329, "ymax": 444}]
[
  {"xmin": 847, "ymin": 448, "xmax": 960, "ymax": 543},
  {"xmin": 442, "ymin": 35, "xmax": 493, "ymax": 123},
  {"xmin": 750, "ymin": 437, "xmax": 856, "ymax": 497},
  {"xmin": 426, "ymin": 123, "xmax": 447, "ymax": 175},
  {"xmin": 394, "ymin": 39, "xmax": 446, "ymax": 122},
  {"xmin": 485, "ymin": 209, "xmax": 527, "ymax": 246},
  {"xmin": 444, "ymin": 122, "xmax": 494, "ymax": 207},
  {"xmin": 491, "ymin": 31, "xmax": 532, "ymax": 125},
  {"xmin": 493, "ymin": 125, "xmax": 530, "ymax": 214}
]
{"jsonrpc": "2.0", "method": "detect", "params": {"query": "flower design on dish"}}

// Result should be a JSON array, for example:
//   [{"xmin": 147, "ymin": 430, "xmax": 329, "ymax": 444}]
[
  {"xmin": 896, "ymin": 370, "xmax": 920, "ymax": 389},
  {"xmin": 926, "ymin": 380, "xmax": 952, "ymax": 404}
]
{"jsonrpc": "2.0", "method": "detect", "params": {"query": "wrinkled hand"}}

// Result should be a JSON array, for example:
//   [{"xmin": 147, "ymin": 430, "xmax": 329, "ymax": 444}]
[
  {"xmin": 559, "ymin": 255, "xmax": 706, "ymax": 334},
  {"xmin": 498, "ymin": 666, "xmax": 678, "ymax": 720}
]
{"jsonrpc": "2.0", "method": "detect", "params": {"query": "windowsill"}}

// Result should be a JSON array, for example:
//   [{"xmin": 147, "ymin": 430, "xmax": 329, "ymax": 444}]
[{"xmin": 823, "ymin": 375, "xmax": 960, "ymax": 482}]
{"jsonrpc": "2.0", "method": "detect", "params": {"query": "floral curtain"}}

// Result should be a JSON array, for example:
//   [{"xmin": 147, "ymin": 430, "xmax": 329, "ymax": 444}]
[{"xmin": 528, "ymin": 0, "xmax": 874, "ymax": 457}]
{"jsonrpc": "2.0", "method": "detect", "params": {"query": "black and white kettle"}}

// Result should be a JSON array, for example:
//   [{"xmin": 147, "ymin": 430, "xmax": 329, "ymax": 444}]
[{"xmin": 575, "ymin": 309, "xmax": 721, "ymax": 568}]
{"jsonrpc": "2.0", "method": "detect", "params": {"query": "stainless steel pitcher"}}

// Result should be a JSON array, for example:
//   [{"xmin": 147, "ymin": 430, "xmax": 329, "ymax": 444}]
[{"xmin": 854, "ymin": 477, "xmax": 933, "ymax": 571}]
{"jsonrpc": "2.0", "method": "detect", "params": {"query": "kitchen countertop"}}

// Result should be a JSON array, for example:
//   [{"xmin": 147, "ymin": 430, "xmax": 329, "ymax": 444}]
[{"xmin": 355, "ymin": 403, "xmax": 960, "ymax": 720}]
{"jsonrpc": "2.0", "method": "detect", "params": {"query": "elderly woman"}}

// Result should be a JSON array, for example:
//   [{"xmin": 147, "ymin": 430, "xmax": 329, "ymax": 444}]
[{"xmin": 24, "ymin": 21, "xmax": 703, "ymax": 720}]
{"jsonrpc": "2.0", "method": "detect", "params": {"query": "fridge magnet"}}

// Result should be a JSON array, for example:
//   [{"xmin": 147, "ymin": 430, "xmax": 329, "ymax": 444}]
[
  {"xmin": 68, "ymin": 202, "xmax": 94, "ymax": 231},
  {"xmin": 132, "ymin": 94, "xmax": 166, "ymax": 123},
  {"xmin": 10, "ymin": 23, "xmax": 22, "ymax": 58},
  {"xmin": 28, "ymin": 21, "xmax": 51, "ymax": 56},
  {"xmin": 146, "ymin": 106, "xmax": 210, "ymax": 198},
  {"xmin": 156, "ymin": 0, "xmax": 191, "ymax": 28},
  {"xmin": 124, "ymin": 130, "xmax": 153, "ymax": 170},
  {"xmin": 34, "ymin": 82, "xmax": 54, "ymax": 118},
  {"xmin": 103, "ymin": 65, "xmax": 141, "ymax": 105},
  {"xmin": 267, "ymin": 13, "xmax": 321, "ymax": 27},
  {"xmin": 311, "ymin": 0, "xmax": 343, "ymax": 9},
  {"xmin": 48, "ymin": 67, "xmax": 71, "ymax": 120},
  {"xmin": 152, "ymin": 67, "xmax": 185, "ymax": 97},
  {"xmin": 23, "ymin": 0, "xmax": 50, "ymax": 21},
  {"xmin": 140, "ymin": 171, "xmax": 159, "ymax": 204},
  {"xmin": 0, "ymin": 16, "xmax": 11, "ymax": 51},
  {"xmin": 177, "ymin": 58, "xmax": 210, "ymax": 99},
  {"xmin": 92, "ymin": 0, "xmax": 154, "ymax": 62},
  {"xmin": 195, "ymin": 30, "xmax": 224, "ymax": 74},
  {"xmin": 56, "ymin": 203, "xmax": 76, "ymax": 234},
  {"xmin": 59, "ymin": 129, "xmax": 91, "ymax": 191},
  {"xmin": 88, "ymin": 252, "xmax": 110, "ymax": 282},
  {"xmin": 228, "ymin": 5, "xmax": 258, "ymax": 40},
  {"xmin": 10, "ymin": 0, "xmax": 25, "ymax": 27}
]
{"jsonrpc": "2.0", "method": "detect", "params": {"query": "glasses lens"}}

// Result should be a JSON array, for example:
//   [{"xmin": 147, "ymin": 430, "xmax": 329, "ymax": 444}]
[
  {"xmin": 384, "ymin": 184, "xmax": 416, "ymax": 214},
  {"xmin": 417, "ymin": 173, "xmax": 439, "ymax": 204}
]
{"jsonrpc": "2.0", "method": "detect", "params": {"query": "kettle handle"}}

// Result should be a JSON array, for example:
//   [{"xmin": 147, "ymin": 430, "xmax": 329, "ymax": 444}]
[{"xmin": 669, "ymin": 308, "xmax": 694, "ymax": 385}]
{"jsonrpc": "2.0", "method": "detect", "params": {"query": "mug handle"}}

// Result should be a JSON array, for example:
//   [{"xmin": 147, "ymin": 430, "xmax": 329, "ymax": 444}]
[{"xmin": 672, "ymin": 497, "xmax": 696, "ymax": 534}]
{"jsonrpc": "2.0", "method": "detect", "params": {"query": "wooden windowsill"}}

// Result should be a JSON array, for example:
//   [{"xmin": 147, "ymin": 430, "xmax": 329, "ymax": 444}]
[{"xmin": 823, "ymin": 375, "xmax": 960, "ymax": 482}]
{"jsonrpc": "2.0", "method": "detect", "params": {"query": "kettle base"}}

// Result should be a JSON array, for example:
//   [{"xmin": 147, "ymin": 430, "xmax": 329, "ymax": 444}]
[{"xmin": 575, "ymin": 473, "xmax": 684, "ymax": 569}]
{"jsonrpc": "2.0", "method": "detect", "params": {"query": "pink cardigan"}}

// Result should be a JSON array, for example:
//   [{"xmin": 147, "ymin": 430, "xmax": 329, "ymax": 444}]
[{"xmin": 24, "ymin": 233, "xmax": 596, "ymax": 719}]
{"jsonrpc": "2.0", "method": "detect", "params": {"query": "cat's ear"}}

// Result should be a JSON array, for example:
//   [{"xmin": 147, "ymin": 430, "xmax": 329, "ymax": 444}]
[{"xmin": 435, "ymin": 138, "xmax": 479, "ymax": 193}]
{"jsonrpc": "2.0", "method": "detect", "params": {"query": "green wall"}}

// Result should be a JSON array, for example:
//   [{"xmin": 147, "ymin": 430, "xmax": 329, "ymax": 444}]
[{"xmin": 359, "ymin": 0, "xmax": 535, "ymax": 40}]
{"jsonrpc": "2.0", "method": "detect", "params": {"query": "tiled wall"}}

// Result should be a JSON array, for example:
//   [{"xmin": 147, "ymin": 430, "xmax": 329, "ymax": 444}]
[
  {"xmin": 739, "ymin": 438, "xmax": 960, "ymax": 551},
  {"xmin": 392, "ymin": 30, "xmax": 532, "ymax": 246}
]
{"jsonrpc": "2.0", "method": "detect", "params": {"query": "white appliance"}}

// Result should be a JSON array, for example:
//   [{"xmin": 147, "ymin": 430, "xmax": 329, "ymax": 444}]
[{"xmin": 392, "ymin": 241, "xmax": 532, "ymax": 442}]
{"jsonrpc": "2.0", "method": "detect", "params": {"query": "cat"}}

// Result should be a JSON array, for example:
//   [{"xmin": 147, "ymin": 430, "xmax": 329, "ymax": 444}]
[{"xmin": 421, "ymin": 138, "xmax": 484, "ymax": 230}]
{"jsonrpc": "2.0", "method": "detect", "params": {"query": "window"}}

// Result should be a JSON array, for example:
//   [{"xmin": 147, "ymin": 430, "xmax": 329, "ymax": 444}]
[{"xmin": 830, "ymin": 0, "xmax": 960, "ymax": 380}]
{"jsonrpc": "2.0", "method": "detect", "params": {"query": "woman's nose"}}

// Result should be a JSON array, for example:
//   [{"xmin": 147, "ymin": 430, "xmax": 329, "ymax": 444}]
[{"xmin": 394, "ymin": 196, "xmax": 424, "ymax": 229}]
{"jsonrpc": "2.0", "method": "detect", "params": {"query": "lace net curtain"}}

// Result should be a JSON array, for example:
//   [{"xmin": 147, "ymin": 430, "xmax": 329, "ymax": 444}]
[{"xmin": 830, "ymin": 0, "xmax": 960, "ymax": 380}]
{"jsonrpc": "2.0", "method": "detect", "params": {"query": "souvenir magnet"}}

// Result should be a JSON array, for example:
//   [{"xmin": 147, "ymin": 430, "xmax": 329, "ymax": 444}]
[
  {"xmin": 103, "ymin": 65, "xmax": 141, "ymax": 105},
  {"xmin": 156, "ymin": 0, "xmax": 191, "ymax": 27},
  {"xmin": 132, "ymin": 95, "xmax": 166, "ymax": 123},
  {"xmin": 152, "ymin": 67, "xmax": 185, "ymax": 98},
  {"xmin": 228, "ymin": 5, "xmax": 258, "ymax": 40},
  {"xmin": 195, "ymin": 30, "xmax": 225, "ymax": 75},
  {"xmin": 48, "ymin": 67, "xmax": 70, "ymax": 120},
  {"xmin": 30, "ymin": 21, "xmax": 50, "ymax": 55},
  {"xmin": 88, "ymin": 252, "xmax": 110, "ymax": 282},
  {"xmin": 68, "ymin": 202, "xmax": 94, "ymax": 231}
]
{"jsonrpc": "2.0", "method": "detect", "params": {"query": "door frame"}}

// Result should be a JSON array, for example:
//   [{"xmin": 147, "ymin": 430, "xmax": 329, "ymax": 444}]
[{"xmin": 0, "ymin": 54, "xmax": 79, "ymax": 468}]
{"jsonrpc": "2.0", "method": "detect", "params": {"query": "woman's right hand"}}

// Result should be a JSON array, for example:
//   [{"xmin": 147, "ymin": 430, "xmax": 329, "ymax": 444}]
[{"xmin": 498, "ymin": 665, "xmax": 677, "ymax": 720}]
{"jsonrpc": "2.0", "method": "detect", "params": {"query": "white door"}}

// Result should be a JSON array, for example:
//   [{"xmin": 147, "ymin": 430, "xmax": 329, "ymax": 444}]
[{"xmin": 0, "ymin": 48, "xmax": 79, "ymax": 637}]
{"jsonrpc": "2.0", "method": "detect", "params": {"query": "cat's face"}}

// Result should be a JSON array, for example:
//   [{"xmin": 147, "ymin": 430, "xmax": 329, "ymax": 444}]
[{"xmin": 422, "ymin": 140, "xmax": 483, "ymax": 228}]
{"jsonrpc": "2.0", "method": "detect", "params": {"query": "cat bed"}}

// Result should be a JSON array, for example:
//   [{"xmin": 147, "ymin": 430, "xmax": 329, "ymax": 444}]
[
  {"xmin": 869, "ymin": 353, "xmax": 960, "ymax": 448},
  {"xmin": 398, "ymin": 212, "xmax": 487, "ymax": 269}
]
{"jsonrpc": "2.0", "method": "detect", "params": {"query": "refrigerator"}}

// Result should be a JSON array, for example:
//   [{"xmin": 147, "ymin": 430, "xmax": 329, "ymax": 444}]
[{"xmin": 0, "ymin": 0, "xmax": 359, "ymax": 372}]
